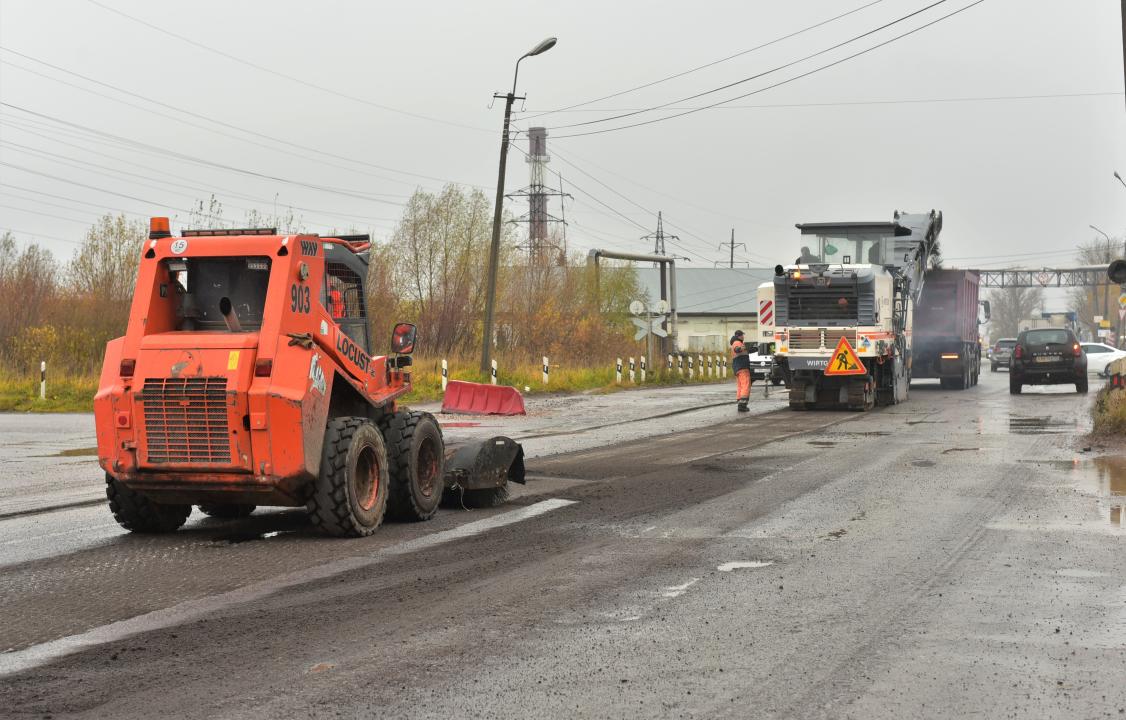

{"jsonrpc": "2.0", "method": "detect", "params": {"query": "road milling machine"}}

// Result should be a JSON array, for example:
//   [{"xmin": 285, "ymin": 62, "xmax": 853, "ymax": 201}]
[{"xmin": 765, "ymin": 210, "xmax": 942, "ymax": 411}]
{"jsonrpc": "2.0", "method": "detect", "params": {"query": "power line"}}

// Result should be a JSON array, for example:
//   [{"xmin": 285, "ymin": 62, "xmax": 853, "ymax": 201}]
[
  {"xmin": 521, "ymin": 90, "xmax": 1124, "ymax": 113},
  {"xmin": 549, "ymin": 0, "xmax": 953, "ymax": 131},
  {"xmin": 0, "ymin": 103, "xmax": 409, "ymax": 205},
  {"xmin": 551, "ymin": 1, "xmax": 987, "ymax": 139},
  {"xmin": 83, "ymin": 0, "xmax": 493, "ymax": 134},
  {"xmin": 522, "ymin": 0, "xmax": 886, "ymax": 120},
  {"xmin": 0, "ymin": 227, "xmax": 81, "ymax": 245},
  {"xmin": 0, "ymin": 203, "xmax": 95, "ymax": 225},
  {"xmin": 0, "ymin": 53, "xmax": 469, "ymax": 191},
  {"xmin": 0, "ymin": 134, "xmax": 402, "ymax": 228}
]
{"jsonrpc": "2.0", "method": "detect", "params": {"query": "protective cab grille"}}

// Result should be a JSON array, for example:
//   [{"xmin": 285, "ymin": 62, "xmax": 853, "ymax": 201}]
[
  {"xmin": 787, "ymin": 286, "xmax": 859, "ymax": 323},
  {"xmin": 140, "ymin": 377, "xmax": 231, "ymax": 464},
  {"xmin": 788, "ymin": 330, "xmax": 823, "ymax": 350},
  {"xmin": 786, "ymin": 329, "xmax": 855, "ymax": 351}
]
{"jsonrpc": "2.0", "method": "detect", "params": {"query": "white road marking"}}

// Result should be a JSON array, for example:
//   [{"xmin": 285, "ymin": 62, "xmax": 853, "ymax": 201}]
[
  {"xmin": 717, "ymin": 561, "xmax": 773, "ymax": 572},
  {"xmin": 0, "ymin": 498, "xmax": 577, "ymax": 677},
  {"xmin": 661, "ymin": 578, "xmax": 699, "ymax": 598}
]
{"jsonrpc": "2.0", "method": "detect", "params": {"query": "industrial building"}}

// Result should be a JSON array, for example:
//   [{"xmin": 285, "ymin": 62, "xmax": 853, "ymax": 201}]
[{"xmin": 635, "ymin": 267, "xmax": 775, "ymax": 353}]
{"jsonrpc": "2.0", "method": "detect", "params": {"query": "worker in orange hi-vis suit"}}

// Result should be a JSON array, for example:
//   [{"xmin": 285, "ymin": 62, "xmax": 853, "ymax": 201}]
[{"xmin": 730, "ymin": 330, "xmax": 752, "ymax": 412}]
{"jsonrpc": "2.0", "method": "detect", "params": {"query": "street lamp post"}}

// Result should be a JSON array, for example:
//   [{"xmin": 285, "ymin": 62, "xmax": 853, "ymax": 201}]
[{"xmin": 480, "ymin": 37, "xmax": 557, "ymax": 374}]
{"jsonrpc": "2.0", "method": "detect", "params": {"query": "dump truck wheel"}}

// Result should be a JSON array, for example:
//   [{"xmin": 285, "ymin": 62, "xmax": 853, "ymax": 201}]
[
  {"xmin": 198, "ymin": 504, "xmax": 256, "ymax": 518},
  {"xmin": 382, "ymin": 411, "xmax": 445, "ymax": 522},
  {"xmin": 105, "ymin": 474, "xmax": 190, "ymax": 533},
  {"xmin": 308, "ymin": 417, "xmax": 389, "ymax": 537},
  {"xmin": 443, "ymin": 485, "xmax": 510, "ymax": 509}
]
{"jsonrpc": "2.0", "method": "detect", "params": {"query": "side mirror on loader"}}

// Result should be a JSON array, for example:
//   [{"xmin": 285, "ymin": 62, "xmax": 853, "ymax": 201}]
[
  {"xmin": 980, "ymin": 300, "xmax": 991, "ymax": 323},
  {"xmin": 391, "ymin": 323, "xmax": 417, "ymax": 354}
]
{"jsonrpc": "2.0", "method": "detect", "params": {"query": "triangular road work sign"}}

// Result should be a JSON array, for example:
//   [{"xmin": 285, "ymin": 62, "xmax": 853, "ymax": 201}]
[{"xmin": 825, "ymin": 336, "xmax": 867, "ymax": 376}]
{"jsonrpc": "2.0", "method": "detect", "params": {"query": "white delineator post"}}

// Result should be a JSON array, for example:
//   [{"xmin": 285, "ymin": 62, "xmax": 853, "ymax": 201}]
[
  {"xmin": 542, "ymin": 356, "xmax": 549, "ymax": 386},
  {"xmin": 441, "ymin": 359, "xmax": 449, "ymax": 391},
  {"xmin": 39, "ymin": 360, "xmax": 46, "ymax": 400},
  {"xmin": 678, "ymin": 355, "xmax": 684, "ymax": 377},
  {"xmin": 698, "ymin": 355, "xmax": 704, "ymax": 380},
  {"xmin": 616, "ymin": 358, "xmax": 623, "ymax": 384},
  {"xmin": 667, "ymin": 354, "xmax": 673, "ymax": 373},
  {"xmin": 688, "ymin": 355, "xmax": 694, "ymax": 380},
  {"xmin": 629, "ymin": 357, "xmax": 636, "ymax": 384},
  {"xmin": 640, "ymin": 356, "xmax": 647, "ymax": 383},
  {"xmin": 490, "ymin": 359, "xmax": 498, "ymax": 385}
]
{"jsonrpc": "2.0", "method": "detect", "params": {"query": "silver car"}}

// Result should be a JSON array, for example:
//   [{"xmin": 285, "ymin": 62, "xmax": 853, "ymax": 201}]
[{"xmin": 990, "ymin": 338, "xmax": 1017, "ymax": 372}]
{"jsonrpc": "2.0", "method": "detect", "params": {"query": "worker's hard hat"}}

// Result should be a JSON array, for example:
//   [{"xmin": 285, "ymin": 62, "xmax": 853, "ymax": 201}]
[{"xmin": 734, "ymin": 330, "xmax": 745, "ymax": 337}]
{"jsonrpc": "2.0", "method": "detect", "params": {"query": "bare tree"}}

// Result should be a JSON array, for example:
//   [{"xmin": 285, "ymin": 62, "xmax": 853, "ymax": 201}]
[
  {"xmin": 989, "ymin": 285, "xmax": 1044, "ymax": 339},
  {"xmin": 1069, "ymin": 236, "xmax": 1121, "ymax": 341},
  {"xmin": 0, "ymin": 231, "xmax": 58, "ymax": 353}
]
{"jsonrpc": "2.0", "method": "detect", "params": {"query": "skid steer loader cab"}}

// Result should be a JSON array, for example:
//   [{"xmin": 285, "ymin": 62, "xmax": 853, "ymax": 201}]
[{"xmin": 96, "ymin": 218, "xmax": 525, "ymax": 537}]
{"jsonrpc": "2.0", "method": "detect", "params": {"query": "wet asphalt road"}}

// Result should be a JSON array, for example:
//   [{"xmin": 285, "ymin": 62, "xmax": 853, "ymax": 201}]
[{"xmin": 1, "ymin": 372, "xmax": 1124, "ymax": 719}]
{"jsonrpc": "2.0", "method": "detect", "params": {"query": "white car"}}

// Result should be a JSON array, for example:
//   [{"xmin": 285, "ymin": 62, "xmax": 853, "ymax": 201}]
[{"xmin": 1079, "ymin": 342, "xmax": 1126, "ymax": 376}]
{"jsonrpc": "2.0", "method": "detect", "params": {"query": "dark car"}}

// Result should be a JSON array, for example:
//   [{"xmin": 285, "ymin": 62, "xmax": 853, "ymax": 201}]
[
  {"xmin": 990, "ymin": 338, "xmax": 1017, "ymax": 371},
  {"xmin": 1009, "ymin": 328, "xmax": 1087, "ymax": 395}
]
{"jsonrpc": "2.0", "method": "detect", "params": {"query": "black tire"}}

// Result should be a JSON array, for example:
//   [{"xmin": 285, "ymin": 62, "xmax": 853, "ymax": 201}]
[
  {"xmin": 1009, "ymin": 376, "xmax": 1022, "ymax": 395},
  {"xmin": 443, "ymin": 485, "xmax": 510, "ymax": 509},
  {"xmin": 382, "ymin": 410, "xmax": 445, "ymax": 522},
  {"xmin": 1076, "ymin": 377, "xmax": 1089, "ymax": 394},
  {"xmin": 308, "ymin": 417, "xmax": 389, "ymax": 537},
  {"xmin": 771, "ymin": 378, "xmax": 782, "ymax": 386},
  {"xmin": 106, "ymin": 474, "xmax": 190, "ymax": 533},
  {"xmin": 197, "ymin": 504, "xmax": 256, "ymax": 518},
  {"xmin": 991, "ymin": 364, "xmax": 997, "ymax": 373}
]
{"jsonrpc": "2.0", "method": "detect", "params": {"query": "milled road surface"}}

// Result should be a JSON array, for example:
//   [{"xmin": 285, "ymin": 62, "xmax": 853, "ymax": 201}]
[{"xmin": 1, "ymin": 372, "xmax": 1124, "ymax": 719}]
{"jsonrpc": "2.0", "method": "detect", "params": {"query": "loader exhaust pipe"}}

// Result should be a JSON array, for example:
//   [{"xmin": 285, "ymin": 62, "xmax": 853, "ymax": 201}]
[{"xmin": 219, "ymin": 297, "xmax": 242, "ymax": 332}]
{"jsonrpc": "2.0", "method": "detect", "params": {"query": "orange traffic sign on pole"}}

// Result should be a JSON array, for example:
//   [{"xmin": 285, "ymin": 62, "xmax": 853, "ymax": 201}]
[{"xmin": 825, "ymin": 336, "xmax": 867, "ymax": 376}]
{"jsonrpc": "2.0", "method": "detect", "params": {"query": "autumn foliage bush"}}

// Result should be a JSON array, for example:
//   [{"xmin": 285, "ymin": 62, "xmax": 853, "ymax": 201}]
[{"xmin": 1, "ymin": 188, "xmax": 666, "ymax": 409}]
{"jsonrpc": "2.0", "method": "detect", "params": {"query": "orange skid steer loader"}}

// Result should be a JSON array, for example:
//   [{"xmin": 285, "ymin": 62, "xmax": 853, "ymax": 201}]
[{"xmin": 94, "ymin": 218, "xmax": 524, "ymax": 537}]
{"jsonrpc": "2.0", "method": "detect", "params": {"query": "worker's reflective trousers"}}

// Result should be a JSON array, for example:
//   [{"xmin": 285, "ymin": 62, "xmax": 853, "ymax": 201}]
[{"xmin": 735, "ymin": 368, "xmax": 751, "ymax": 402}]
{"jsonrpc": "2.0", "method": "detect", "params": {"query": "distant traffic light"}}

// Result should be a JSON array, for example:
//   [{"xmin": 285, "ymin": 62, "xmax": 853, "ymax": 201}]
[{"xmin": 1109, "ymin": 260, "xmax": 1126, "ymax": 284}]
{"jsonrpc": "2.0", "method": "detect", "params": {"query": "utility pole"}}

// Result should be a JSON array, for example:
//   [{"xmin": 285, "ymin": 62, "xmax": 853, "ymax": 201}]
[
  {"xmin": 1121, "ymin": 0, "xmax": 1125, "ymax": 111},
  {"xmin": 718, "ymin": 228, "xmax": 746, "ymax": 269},
  {"xmin": 481, "ymin": 37, "xmax": 557, "ymax": 375}
]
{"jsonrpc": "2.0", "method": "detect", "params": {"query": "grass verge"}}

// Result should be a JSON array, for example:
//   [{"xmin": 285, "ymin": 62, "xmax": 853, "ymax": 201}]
[
  {"xmin": 0, "ymin": 372, "xmax": 99, "ymax": 413},
  {"xmin": 1091, "ymin": 384, "xmax": 1126, "ymax": 435},
  {"xmin": 0, "ymin": 358, "xmax": 733, "ymax": 412},
  {"xmin": 402, "ymin": 357, "xmax": 730, "ymax": 404}
]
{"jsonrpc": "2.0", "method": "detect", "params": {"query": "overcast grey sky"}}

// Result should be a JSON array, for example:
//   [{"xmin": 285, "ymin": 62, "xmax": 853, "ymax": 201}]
[{"xmin": 1, "ymin": 0, "xmax": 1124, "ymax": 298}]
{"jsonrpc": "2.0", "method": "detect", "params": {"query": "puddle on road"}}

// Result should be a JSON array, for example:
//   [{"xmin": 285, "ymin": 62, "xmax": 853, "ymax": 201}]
[
  {"xmin": 717, "ymin": 561, "xmax": 773, "ymax": 572},
  {"xmin": 1021, "ymin": 455, "xmax": 1126, "ymax": 530},
  {"xmin": 912, "ymin": 460, "xmax": 936, "ymax": 468},
  {"xmin": 1008, "ymin": 416, "xmax": 1077, "ymax": 435}
]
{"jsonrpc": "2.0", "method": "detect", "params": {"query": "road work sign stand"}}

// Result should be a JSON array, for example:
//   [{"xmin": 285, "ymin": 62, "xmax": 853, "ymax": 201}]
[{"xmin": 825, "ymin": 337, "xmax": 867, "ymax": 376}]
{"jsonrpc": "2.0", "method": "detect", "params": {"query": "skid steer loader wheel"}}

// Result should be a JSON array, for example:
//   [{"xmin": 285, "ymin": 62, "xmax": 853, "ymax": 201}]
[
  {"xmin": 105, "ymin": 474, "xmax": 191, "ymax": 533},
  {"xmin": 197, "ymin": 504, "xmax": 256, "ymax": 519},
  {"xmin": 308, "ymin": 417, "xmax": 389, "ymax": 537},
  {"xmin": 382, "ymin": 411, "xmax": 445, "ymax": 522}
]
